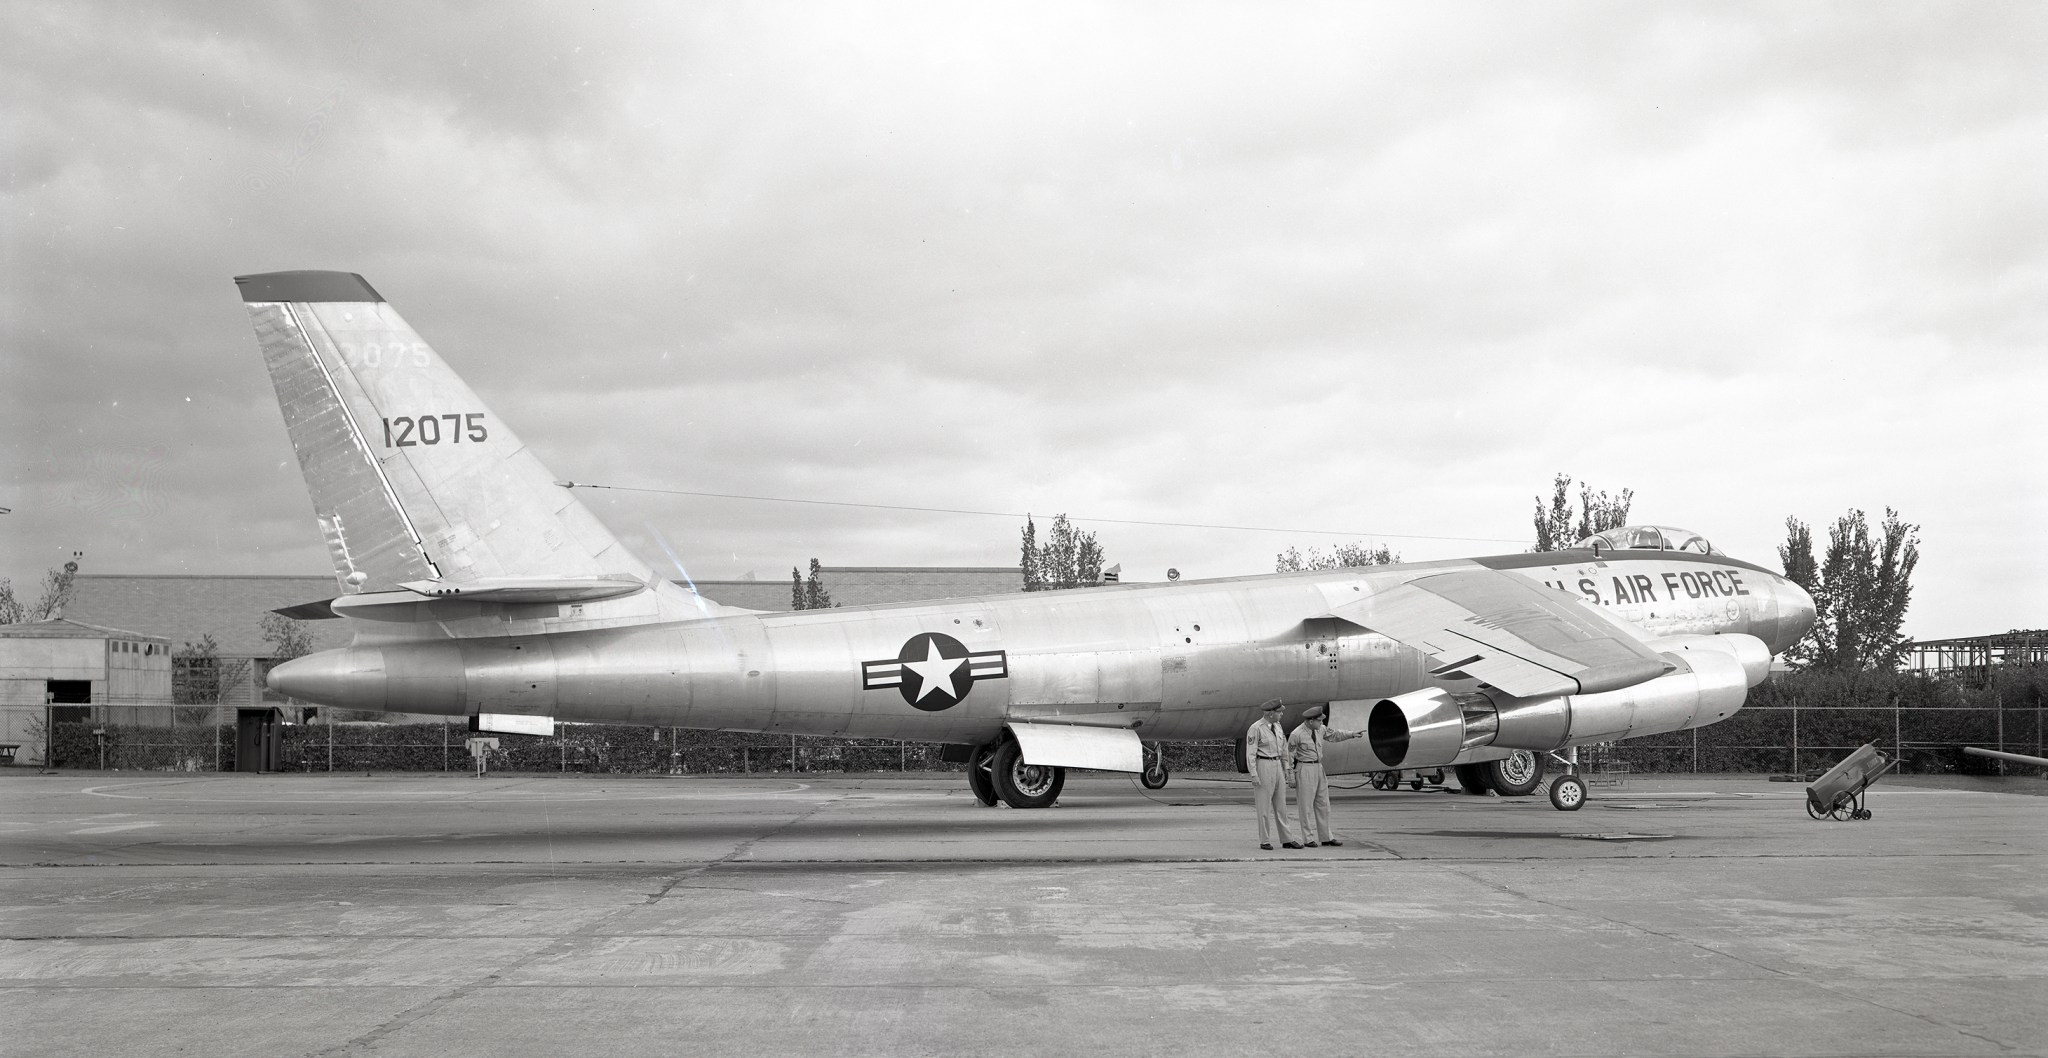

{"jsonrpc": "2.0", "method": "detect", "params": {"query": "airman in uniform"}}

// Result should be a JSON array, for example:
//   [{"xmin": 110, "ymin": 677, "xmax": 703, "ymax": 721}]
[
  {"xmin": 1288, "ymin": 704, "xmax": 1364, "ymax": 847},
  {"xmin": 1246, "ymin": 698, "xmax": 1300, "ymax": 849}
]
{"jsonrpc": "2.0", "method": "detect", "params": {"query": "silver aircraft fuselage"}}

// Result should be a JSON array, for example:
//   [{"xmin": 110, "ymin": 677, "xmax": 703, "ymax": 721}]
[{"xmin": 272, "ymin": 547, "xmax": 1808, "ymax": 748}]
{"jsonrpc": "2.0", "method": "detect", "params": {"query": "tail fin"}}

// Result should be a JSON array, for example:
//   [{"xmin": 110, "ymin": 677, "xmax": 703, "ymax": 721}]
[{"xmin": 237, "ymin": 271, "xmax": 655, "ymax": 594}]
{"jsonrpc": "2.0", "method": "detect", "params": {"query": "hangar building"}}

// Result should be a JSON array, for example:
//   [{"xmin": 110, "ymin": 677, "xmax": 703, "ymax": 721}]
[
  {"xmin": 0, "ymin": 618, "xmax": 173, "ymax": 765},
  {"xmin": 1, "ymin": 567, "xmax": 1027, "ymax": 766}
]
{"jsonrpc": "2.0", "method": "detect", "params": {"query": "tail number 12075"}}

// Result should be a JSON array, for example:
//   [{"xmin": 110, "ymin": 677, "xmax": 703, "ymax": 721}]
[{"xmin": 382, "ymin": 413, "xmax": 488, "ymax": 447}]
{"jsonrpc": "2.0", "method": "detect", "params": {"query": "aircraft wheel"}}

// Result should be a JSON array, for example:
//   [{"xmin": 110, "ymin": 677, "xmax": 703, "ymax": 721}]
[
  {"xmin": 1140, "ymin": 761, "xmax": 1170, "ymax": 790},
  {"xmin": 1549, "ymin": 774, "xmax": 1587, "ymax": 811},
  {"xmin": 1484, "ymin": 751, "xmax": 1544, "ymax": 797},
  {"xmin": 1453, "ymin": 763, "xmax": 1492, "ymax": 795},
  {"xmin": 991, "ymin": 740, "xmax": 1062, "ymax": 809},
  {"xmin": 967, "ymin": 743, "xmax": 999, "ymax": 807},
  {"xmin": 1409, "ymin": 776, "xmax": 1426, "ymax": 791}
]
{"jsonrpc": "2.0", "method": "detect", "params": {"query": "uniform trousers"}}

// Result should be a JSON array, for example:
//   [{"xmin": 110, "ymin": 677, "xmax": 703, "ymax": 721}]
[
  {"xmin": 1295, "ymin": 761, "xmax": 1333, "ymax": 842},
  {"xmin": 1253, "ymin": 757, "xmax": 1298, "ymax": 845}
]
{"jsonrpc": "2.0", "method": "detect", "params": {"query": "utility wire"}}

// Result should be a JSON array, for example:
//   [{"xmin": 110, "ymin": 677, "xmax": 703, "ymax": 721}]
[{"xmin": 553, "ymin": 480, "xmax": 1527, "ymax": 545}]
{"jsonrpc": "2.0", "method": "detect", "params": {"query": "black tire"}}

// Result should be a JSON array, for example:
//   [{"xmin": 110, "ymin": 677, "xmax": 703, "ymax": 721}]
[
  {"xmin": 1549, "ymin": 774, "xmax": 1587, "ymax": 811},
  {"xmin": 1805, "ymin": 796, "xmax": 1826, "ymax": 820},
  {"xmin": 967, "ymin": 742, "xmax": 999, "ymax": 807},
  {"xmin": 1483, "ymin": 751, "xmax": 1544, "ymax": 797},
  {"xmin": 1140, "ymin": 761, "xmax": 1170, "ymax": 790},
  {"xmin": 1371, "ymin": 772, "xmax": 1395, "ymax": 791},
  {"xmin": 1453, "ymin": 763, "xmax": 1492, "ymax": 795},
  {"xmin": 991, "ymin": 739, "xmax": 1062, "ymax": 809}
]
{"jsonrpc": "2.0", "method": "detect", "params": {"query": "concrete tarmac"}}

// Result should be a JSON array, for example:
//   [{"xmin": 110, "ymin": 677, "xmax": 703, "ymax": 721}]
[{"xmin": 3, "ymin": 770, "xmax": 2043, "ymax": 1058}]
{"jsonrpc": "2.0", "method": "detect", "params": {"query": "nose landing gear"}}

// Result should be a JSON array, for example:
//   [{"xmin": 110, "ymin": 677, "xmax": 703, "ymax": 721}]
[
  {"xmin": 1140, "ymin": 743, "xmax": 1170, "ymax": 790},
  {"xmin": 1545, "ymin": 747, "xmax": 1586, "ymax": 811}
]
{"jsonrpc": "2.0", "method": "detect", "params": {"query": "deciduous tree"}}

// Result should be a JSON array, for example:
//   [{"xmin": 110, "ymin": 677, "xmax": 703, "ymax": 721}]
[
  {"xmin": 1274, "ymin": 542, "xmax": 1401, "ymax": 572},
  {"xmin": 1532, "ymin": 474, "xmax": 1634, "ymax": 551},
  {"xmin": 790, "ymin": 558, "xmax": 834, "ymax": 610},
  {"xmin": 1778, "ymin": 508, "xmax": 1920, "ymax": 671},
  {"xmin": 1020, "ymin": 514, "xmax": 1106, "ymax": 590},
  {"xmin": 172, "ymin": 633, "xmax": 251, "ymax": 726},
  {"xmin": 0, "ymin": 554, "xmax": 82, "ymax": 624}
]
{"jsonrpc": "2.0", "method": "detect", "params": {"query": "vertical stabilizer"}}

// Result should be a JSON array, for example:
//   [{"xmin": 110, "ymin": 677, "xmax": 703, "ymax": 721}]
[{"xmin": 238, "ymin": 271, "xmax": 656, "ymax": 594}]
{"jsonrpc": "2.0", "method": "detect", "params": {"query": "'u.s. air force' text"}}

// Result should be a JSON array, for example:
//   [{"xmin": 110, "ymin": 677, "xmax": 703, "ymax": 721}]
[{"xmin": 1538, "ymin": 569, "xmax": 1752, "ymax": 607}]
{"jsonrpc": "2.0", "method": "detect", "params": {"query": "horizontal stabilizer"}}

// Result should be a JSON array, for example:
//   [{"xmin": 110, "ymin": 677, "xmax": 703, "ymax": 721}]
[
  {"xmin": 272, "ymin": 598, "xmax": 341, "ymax": 620},
  {"xmin": 326, "ymin": 576, "xmax": 650, "ymax": 619},
  {"xmin": 394, "ymin": 576, "xmax": 650, "ymax": 604}
]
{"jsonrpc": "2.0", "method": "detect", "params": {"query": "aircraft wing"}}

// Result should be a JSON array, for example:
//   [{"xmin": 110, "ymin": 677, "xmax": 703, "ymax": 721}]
[{"xmin": 1328, "ymin": 569, "xmax": 1672, "ymax": 697}]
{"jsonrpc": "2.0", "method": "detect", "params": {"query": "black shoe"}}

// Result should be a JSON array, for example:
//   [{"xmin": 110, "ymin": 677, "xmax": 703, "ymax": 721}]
[
  {"xmin": 1323, "ymin": 840, "xmax": 1344, "ymax": 847},
  {"xmin": 1304, "ymin": 841, "xmax": 1319, "ymax": 848},
  {"xmin": 1260, "ymin": 843, "xmax": 1273, "ymax": 850},
  {"xmin": 1282, "ymin": 842, "xmax": 1303, "ymax": 849}
]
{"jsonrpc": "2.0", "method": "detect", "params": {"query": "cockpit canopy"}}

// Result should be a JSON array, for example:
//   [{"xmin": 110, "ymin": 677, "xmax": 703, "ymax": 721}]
[{"xmin": 1576, "ymin": 524, "xmax": 1722, "ymax": 556}]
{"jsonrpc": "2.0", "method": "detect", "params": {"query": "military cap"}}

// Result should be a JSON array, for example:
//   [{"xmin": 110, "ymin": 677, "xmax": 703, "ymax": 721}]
[
  {"xmin": 1303, "ymin": 704, "xmax": 1327, "ymax": 720},
  {"xmin": 1259, "ymin": 698, "xmax": 1285, "ymax": 711}
]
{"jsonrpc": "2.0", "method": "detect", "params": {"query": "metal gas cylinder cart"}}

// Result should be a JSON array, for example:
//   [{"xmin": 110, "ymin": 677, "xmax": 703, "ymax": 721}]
[
  {"xmin": 1368, "ymin": 768, "xmax": 1447, "ymax": 791},
  {"xmin": 1805, "ymin": 743, "xmax": 1892, "ymax": 821}
]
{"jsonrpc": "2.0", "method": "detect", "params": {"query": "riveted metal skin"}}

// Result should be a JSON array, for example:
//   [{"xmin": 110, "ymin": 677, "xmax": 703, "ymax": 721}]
[{"xmin": 246, "ymin": 272, "xmax": 1819, "ymax": 771}]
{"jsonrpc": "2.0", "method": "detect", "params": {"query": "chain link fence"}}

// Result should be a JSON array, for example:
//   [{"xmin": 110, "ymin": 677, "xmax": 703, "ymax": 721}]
[{"xmin": 35, "ymin": 668, "xmax": 2046, "ymax": 777}]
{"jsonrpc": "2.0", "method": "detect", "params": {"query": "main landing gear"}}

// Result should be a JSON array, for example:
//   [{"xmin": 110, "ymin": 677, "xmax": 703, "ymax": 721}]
[
  {"xmin": 1454, "ymin": 750, "xmax": 1546, "ymax": 797},
  {"xmin": 967, "ymin": 738, "xmax": 1066, "ymax": 809}
]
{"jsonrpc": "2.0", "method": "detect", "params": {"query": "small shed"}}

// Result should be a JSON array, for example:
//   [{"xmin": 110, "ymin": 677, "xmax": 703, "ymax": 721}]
[{"xmin": 0, "ymin": 619, "xmax": 173, "ymax": 765}]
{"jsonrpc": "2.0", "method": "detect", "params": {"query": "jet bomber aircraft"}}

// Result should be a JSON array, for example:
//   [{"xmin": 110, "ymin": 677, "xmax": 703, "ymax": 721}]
[{"xmin": 248, "ymin": 271, "xmax": 1816, "ymax": 811}]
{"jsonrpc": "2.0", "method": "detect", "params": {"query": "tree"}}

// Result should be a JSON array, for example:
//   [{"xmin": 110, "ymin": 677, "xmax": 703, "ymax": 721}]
[
  {"xmin": 1020, "ymin": 516, "xmax": 1041, "ymax": 592},
  {"xmin": 259, "ymin": 612, "xmax": 316, "ymax": 714},
  {"xmin": 0, "ymin": 553, "xmax": 82, "ymax": 624},
  {"xmin": 1532, "ymin": 473, "xmax": 1634, "ymax": 551},
  {"xmin": 260, "ymin": 612, "xmax": 315, "ymax": 663},
  {"xmin": 1778, "ymin": 508, "xmax": 1920, "ymax": 671},
  {"xmin": 1275, "ymin": 542, "xmax": 1401, "ymax": 572},
  {"xmin": 1020, "ymin": 514, "xmax": 1106, "ymax": 590},
  {"xmin": 172, "ymin": 633, "xmax": 251, "ymax": 726},
  {"xmin": 790, "ymin": 558, "xmax": 833, "ymax": 610}
]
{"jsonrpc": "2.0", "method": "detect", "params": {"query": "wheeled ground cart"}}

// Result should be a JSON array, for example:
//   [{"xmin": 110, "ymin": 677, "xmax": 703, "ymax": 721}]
[
  {"xmin": 1368, "ymin": 769, "xmax": 1446, "ymax": 791},
  {"xmin": 1806, "ymin": 743, "xmax": 1890, "ymax": 821}
]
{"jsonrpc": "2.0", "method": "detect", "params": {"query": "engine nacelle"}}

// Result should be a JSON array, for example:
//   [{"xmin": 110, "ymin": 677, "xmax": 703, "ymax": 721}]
[
  {"xmin": 1358, "ymin": 635, "xmax": 1763, "ymax": 769},
  {"xmin": 1645, "ymin": 632, "xmax": 1772, "ymax": 687}
]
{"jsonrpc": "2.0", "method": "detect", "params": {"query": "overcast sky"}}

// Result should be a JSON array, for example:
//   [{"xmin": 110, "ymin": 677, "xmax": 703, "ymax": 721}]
[{"xmin": 4, "ymin": 2, "xmax": 2044, "ymax": 638}]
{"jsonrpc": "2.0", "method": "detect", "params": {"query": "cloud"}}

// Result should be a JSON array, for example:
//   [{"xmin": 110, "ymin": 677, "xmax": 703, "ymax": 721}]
[{"xmin": 4, "ymin": 2, "xmax": 2044, "ymax": 637}]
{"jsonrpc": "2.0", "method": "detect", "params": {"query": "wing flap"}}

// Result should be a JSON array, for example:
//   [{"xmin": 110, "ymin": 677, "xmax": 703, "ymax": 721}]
[{"xmin": 1331, "ymin": 569, "xmax": 1671, "ymax": 697}]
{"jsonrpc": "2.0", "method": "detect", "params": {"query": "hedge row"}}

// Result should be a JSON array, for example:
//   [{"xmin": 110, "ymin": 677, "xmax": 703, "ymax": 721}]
[{"xmin": 36, "ymin": 666, "xmax": 2048, "ymax": 775}]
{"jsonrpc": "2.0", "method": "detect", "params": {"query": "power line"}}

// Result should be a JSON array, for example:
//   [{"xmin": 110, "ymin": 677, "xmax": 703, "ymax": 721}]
[{"xmin": 553, "ymin": 480, "xmax": 1527, "ymax": 545}]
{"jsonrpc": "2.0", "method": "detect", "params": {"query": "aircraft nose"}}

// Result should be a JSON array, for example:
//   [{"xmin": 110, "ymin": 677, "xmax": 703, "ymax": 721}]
[{"xmin": 1775, "ymin": 577, "xmax": 1817, "ymax": 656}]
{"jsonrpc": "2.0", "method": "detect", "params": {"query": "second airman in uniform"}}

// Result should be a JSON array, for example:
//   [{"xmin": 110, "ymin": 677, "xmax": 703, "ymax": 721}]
[{"xmin": 1288, "ymin": 704, "xmax": 1364, "ymax": 847}]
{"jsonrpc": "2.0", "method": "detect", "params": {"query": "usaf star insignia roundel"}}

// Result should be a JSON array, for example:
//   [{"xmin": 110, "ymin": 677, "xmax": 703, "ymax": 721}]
[{"xmin": 861, "ymin": 632, "xmax": 1008, "ymax": 711}]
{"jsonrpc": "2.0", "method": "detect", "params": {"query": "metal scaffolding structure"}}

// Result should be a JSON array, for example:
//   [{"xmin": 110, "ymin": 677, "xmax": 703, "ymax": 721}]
[{"xmin": 1908, "ymin": 630, "xmax": 2048, "ymax": 681}]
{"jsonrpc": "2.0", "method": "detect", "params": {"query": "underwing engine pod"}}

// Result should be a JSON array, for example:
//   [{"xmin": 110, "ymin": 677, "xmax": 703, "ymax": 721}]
[{"xmin": 1365, "ymin": 634, "xmax": 1764, "ymax": 769}]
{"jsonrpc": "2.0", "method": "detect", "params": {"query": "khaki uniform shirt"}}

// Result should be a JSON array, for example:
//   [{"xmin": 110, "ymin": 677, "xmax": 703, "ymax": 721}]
[
  {"xmin": 1287, "ymin": 721, "xmax": 1361, "ymax": 763},
  {"xmin": 1245, "ymin": 718, "xmax": 1290, "ymax": 763}
]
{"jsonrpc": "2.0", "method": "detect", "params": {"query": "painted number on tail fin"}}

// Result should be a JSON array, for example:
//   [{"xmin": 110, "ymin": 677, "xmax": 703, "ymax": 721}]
[{"xmin": 383, "ymin": 413, "xmax": 488, "ymax": 447}]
